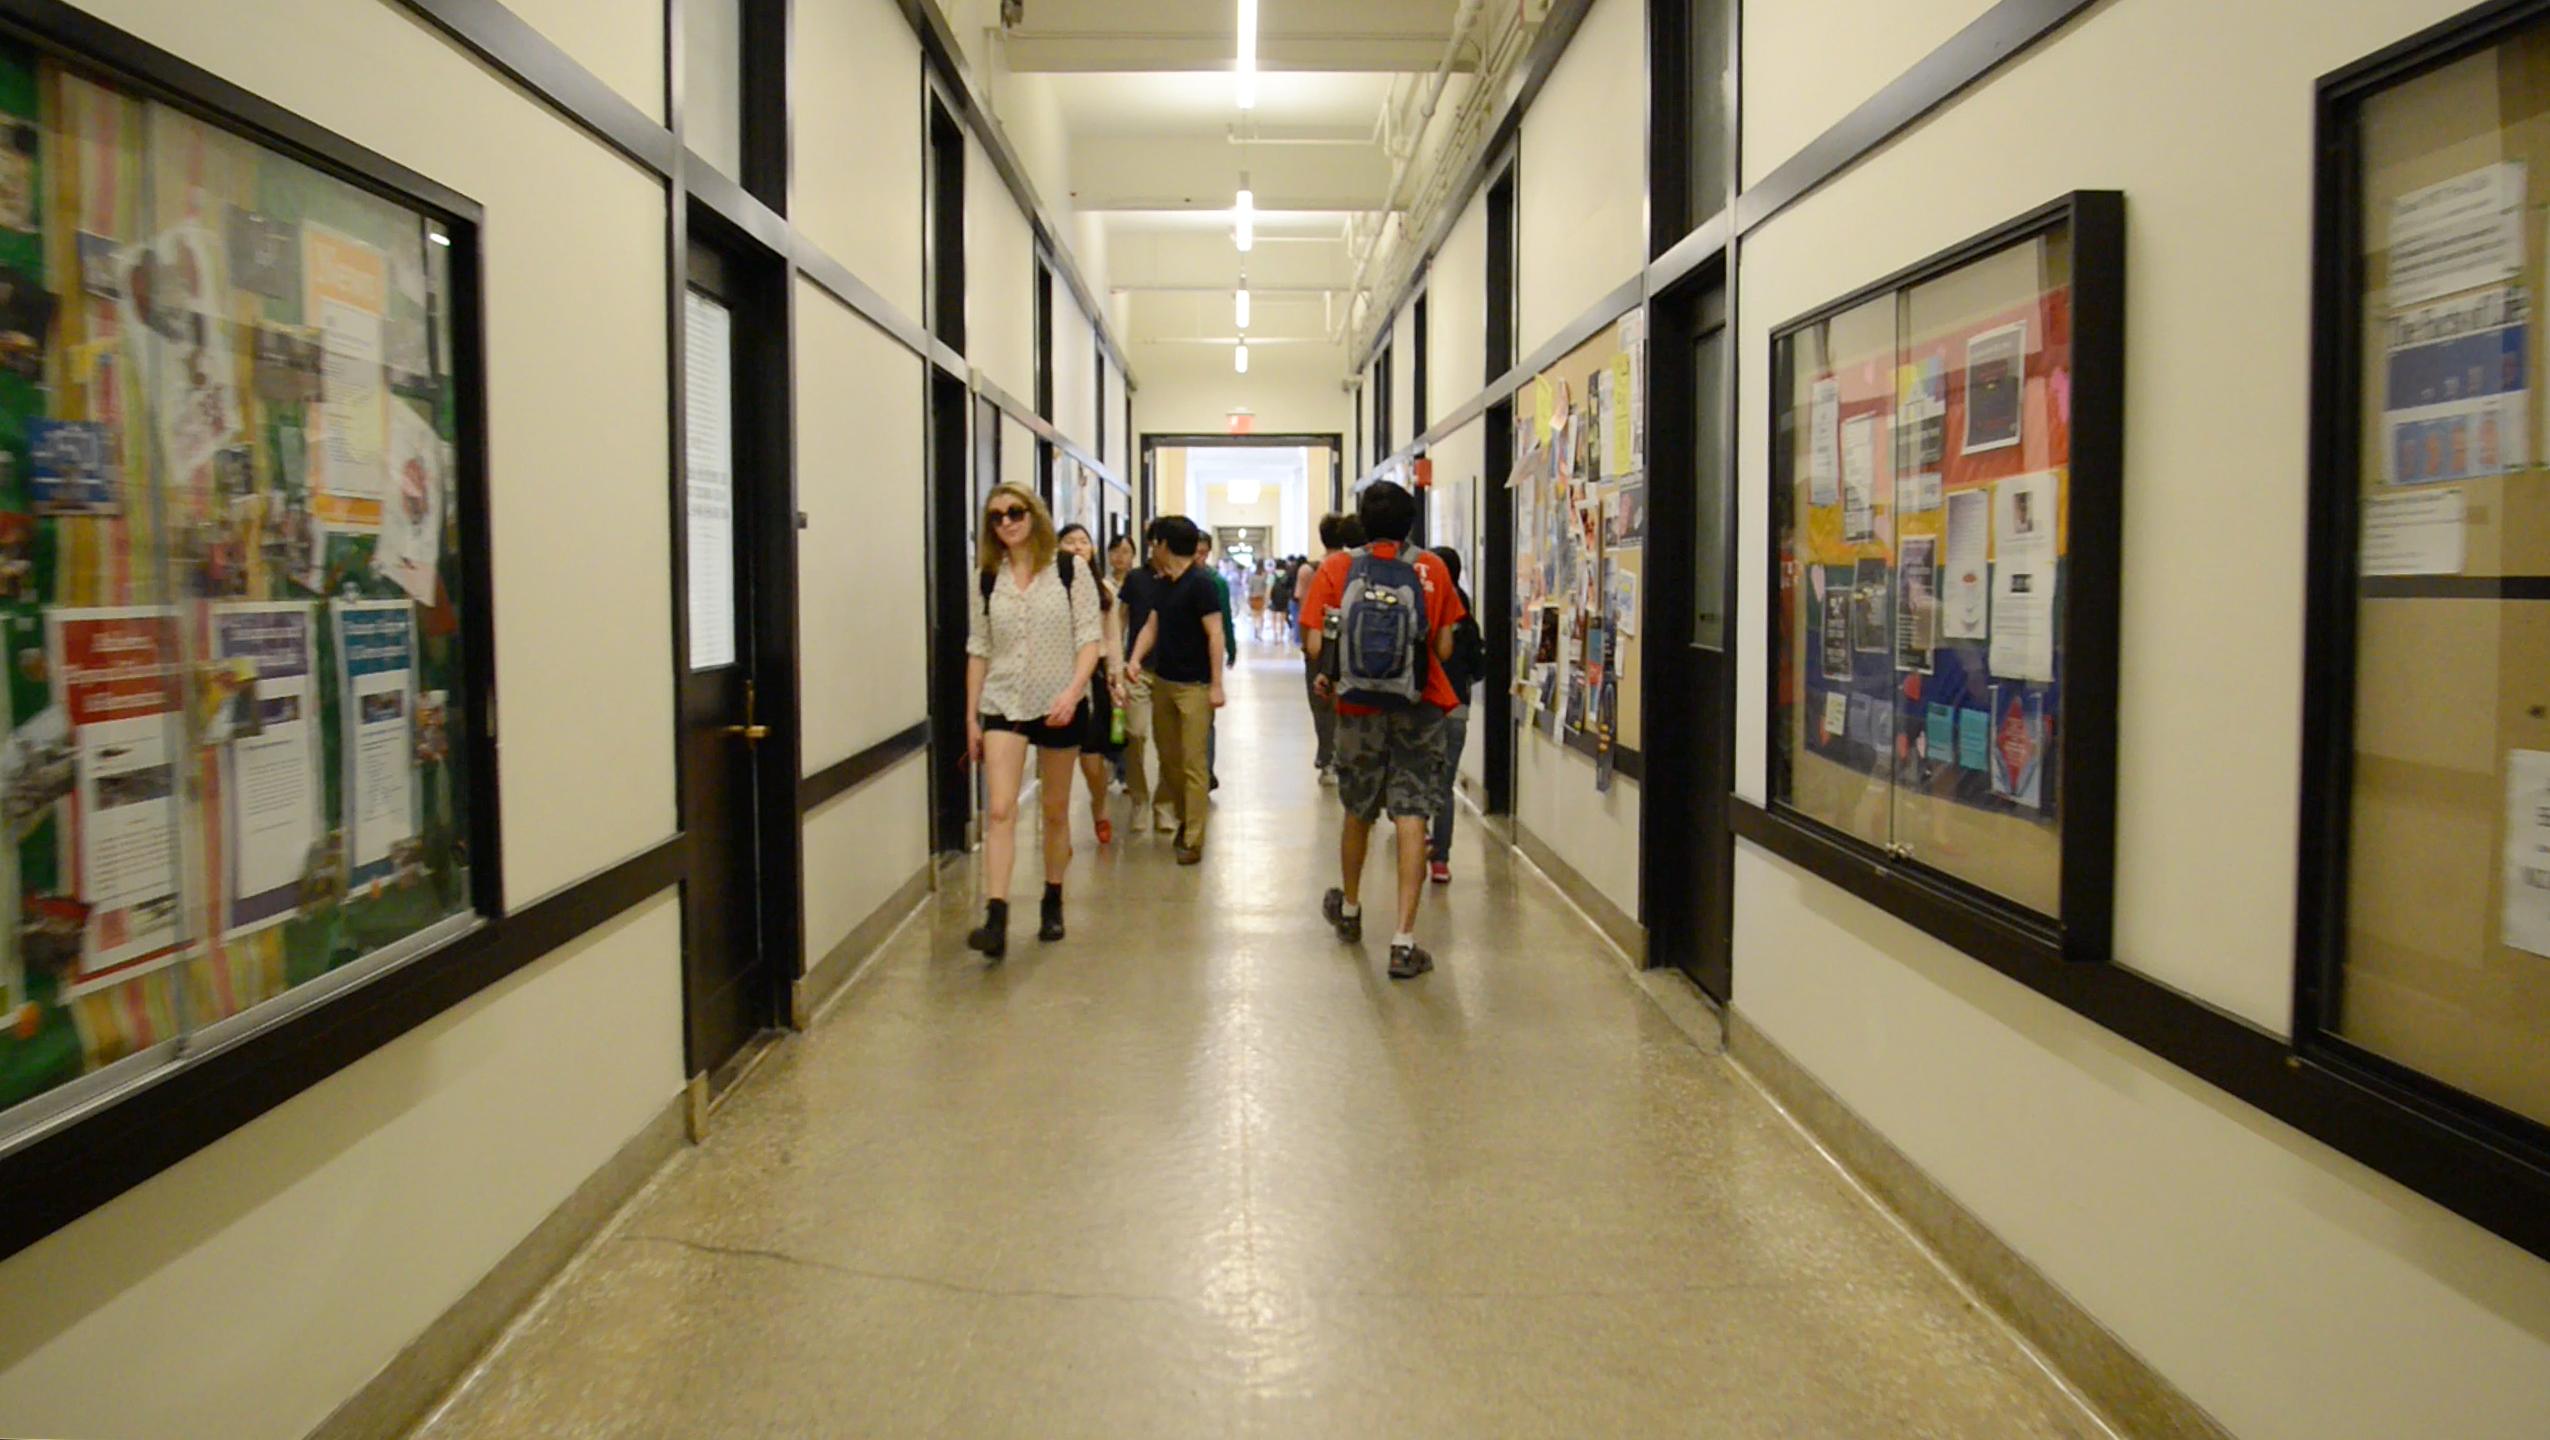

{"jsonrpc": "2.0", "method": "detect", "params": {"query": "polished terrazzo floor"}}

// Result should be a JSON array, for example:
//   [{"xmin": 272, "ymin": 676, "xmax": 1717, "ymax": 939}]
[{"xmin": 414, "ymin": 641, "xmax": 2111, "ymax": 1439}]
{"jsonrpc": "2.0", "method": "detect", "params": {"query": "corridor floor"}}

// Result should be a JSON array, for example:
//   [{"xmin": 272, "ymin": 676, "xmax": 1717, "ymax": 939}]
[{"xmin": 415, "ymin": 643, "xmax": 2111, "ymax": 1439}]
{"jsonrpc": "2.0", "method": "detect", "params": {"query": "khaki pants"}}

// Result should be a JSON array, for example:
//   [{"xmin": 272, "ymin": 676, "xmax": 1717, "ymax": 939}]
[{"xmin": 1150, "ymin": 679, "xmax": 1214, "ymax": 849}]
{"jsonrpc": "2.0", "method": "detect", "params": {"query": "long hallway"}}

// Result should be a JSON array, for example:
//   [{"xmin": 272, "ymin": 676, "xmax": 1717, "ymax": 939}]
[{"xmin": 414, "ymin": 644, "xmax": 2105, "ymax": 1439}]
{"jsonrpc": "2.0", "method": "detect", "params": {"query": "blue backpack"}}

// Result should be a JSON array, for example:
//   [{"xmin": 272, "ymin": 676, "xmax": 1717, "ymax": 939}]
[{"xmin": 1336, "ymin": 545, "xmax": 1430, "ymax": 710}]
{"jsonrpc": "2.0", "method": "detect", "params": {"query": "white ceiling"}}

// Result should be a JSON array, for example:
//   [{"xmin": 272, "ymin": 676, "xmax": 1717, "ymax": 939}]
[{"xmin": 1046, "ymin": 71, "xmax": 1396, "ymax": 136}]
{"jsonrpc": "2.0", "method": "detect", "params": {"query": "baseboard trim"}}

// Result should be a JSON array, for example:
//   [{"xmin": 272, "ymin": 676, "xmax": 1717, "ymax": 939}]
[
  {"xmin": 793, "ymin": 862, "xmax": 932, "ymax": 1028},
  {"xmin": 306, "ymin": 1093, "xmax": 688, "ymax": 1440},
  {"xmin": 1513, "ymin": 820, "xmax": 1646, "ymax": 963},
  {"xmin": 1723, "ymin": 1008, "xmax": 2233, "ymax": 1440}
]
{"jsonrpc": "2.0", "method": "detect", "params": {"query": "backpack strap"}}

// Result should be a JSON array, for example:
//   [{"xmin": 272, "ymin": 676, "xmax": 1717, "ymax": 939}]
[{"xmin": 982, "ymin": 553, "xmax": 1078, "ymax": 614}]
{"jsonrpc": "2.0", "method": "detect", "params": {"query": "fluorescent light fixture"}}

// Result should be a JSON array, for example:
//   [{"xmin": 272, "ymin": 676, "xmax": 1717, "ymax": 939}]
[
  {"xmin": 1230, "ymin": 479, "xmax": 1262, "ymax": 505},
  {"xmin": 1235, "ymin": 286, "xmax": 1251, "ymax": 330},
  {"xmin": 1236, "ymin": 0, "xmax": 1257, "ymax": 109},
  {"xmin": 427, "ymin": 230, "xmax": 452, "ymax": 247},
  {"xmin": 1234, "ymin": 342, "xmax": 1250, "ymax": 374},
  {"xmin": 1234, "ymin": 182, "xmax": 1254, "ymax": 253}
]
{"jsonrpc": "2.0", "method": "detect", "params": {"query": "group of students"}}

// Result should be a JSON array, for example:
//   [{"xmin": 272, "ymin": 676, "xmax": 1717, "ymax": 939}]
[{"xmin": 962, "ymin": 475, "xmax": 1478, "ymax": 980}]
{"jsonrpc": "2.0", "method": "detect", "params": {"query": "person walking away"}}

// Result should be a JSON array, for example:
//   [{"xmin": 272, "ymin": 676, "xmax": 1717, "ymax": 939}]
[
  {"xmin": 1305, "ymin": 513, "xmax": 1364, "ymax": 785},
  {"xmin": 1125, "ymin": 516, "xmax": 1226, "ymax": 864},
  {"xmin": 1247, "ymin": 561, "xmax": 1272, "ymax": 641},
  {"xmin": 1427, "ymin": 547, "xmax": 1484, "ymax": 884},
  {"xmin": 1268, "ymin": 556, "xmax": 1298, "ymax": 651},
  {"xmin": 964, "ymin": 484, "xmax": 1103, "ymax": 959},
  {"xmin": 1058, "ymin": 524, "xmax": 1128, "ymax": 844},
  {"xmin": 1107, "ymin": 533, "xmax": 1166, "ymax": 833},
  {"xmin": 1300, "ymin": 481, "xmax": 1465, "ymax": 978},
  {"xmin": 1195, "ymin": 532, "xmax": 1234, "ymax": 788}
]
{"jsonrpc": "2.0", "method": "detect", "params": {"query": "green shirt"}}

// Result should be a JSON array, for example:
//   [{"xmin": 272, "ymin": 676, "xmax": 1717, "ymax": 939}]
[{"xmin": 1206, "ymin": 568, "xmax": 1236, "ymax": 647}]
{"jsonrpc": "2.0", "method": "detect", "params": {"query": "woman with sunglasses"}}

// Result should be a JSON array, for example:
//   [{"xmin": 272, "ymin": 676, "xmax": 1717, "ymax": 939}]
[
  {"xmin": 1056, "ymin": 523, "xmax": 1128, "ymax": 843},
  {"xmin": 965, "ymin": 485, "xmax": 1103, "ymax": 958}
]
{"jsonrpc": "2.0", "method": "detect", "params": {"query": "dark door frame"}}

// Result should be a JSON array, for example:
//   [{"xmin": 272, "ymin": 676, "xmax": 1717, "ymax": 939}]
[
  {"xmin": 922, "ymin": 87, "xmax": 971, "ymax": 854},
  {"xmin": 674, "ymin": 208, "xmax": 804, "ymax": 1088},
  {"xmin": 1480, "ymin": 152, "xmax": 1520, "ymax": 817},
  {"xmin": 1139, "ymin": 432, "xmax": 1347, "ymax": 535}
]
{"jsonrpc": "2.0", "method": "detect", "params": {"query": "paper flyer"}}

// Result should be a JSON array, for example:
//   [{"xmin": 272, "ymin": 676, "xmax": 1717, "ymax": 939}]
[
  {"xmin": 2381, "ymin": 286, "xmax": 2529, "ymax": 484},
  {"xmin": 50, "ymin": 607, "xmax": 186, "ymax": 995},
  {"xmin": 335, "ymin": 600, "xmax": 416, "ymax": 886},
  {"xmin": 376, "ymin": 404, "xmax": 446, "ymax": 605},
  {"xmin": 2362, "ymin": 488, "xmax": 2466, "ymax": 576},
  {"xmin": 116, "ymin": 225, "xmax": 241, "ymax": 491},
  {"xmin": 1958, "ymin": 706, "xmax": 1990, "ymax": 771},
  {"xmin": 1896, "ymin": 354, "xmax": 1947, "ymax": 471},
  {"xmin": 28, "ymin": 419, "xmax": 118, "ymax": 516},
  {"xmin": 1820, "ymin": 587, "xmax": 1852, "ymax": 681},
  {"xmin": 215, "ymin": 604, "xmax": 321, "ymax": 937},
  {"xmin": 1988, "ymin": 473, "xmax": 2056, "ymax": 682},
  {"xmin": 1851, "ymin": 556, "xmax": 1890, "ymax": 654},
  {"xmin": 305, "ymin": 222, "xmax": 391, "ymax": 528},
  {"xmin": 1962, "ymin": 322, "xmax": 2026, "ymax": 455},
  {"xmin": 2502, "ymin": 749, "xmax": 2550, "ymax": 957},
  {"xmin": 1942, "ymin": 489, "xmax": 1990, "ymax": 640},
  {"xmin": 1809, "ymin": 377, "xmax": 1840, "ymax": 506},
  {"xmin": 2387, "ymin": 161, "xmax": 2525, "ymax": 307},
  {"xmin": 1823, "ymin": 691, "xmax": 1847, "ymax": 743},
  {"xmin": 1896, "ymin": 536, "xmax": 1937, "ymax": 673},
  {"xmin": 1841, "ymin": 414, "xmax": 1877, "ymax": 541},
  {"xmin": 1925, "ymin": 703, "xmax": 1954, "ymax": 767}
]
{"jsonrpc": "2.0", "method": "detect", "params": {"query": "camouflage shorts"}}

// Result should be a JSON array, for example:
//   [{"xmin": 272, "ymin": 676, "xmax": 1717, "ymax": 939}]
[{"xmin": 1334, "ymin": 709, "xmax": 1449, "ymax": 823}]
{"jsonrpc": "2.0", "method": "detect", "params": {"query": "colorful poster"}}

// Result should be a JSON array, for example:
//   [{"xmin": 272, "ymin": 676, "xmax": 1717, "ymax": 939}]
[
  {"xmin": 1962, "ymin": 322, "xmax": 2026, "ymax": 454},
  {"xmin": 2381, "ymin": 286, "xmax": 2528, "ymax": 484},
  {"xmin": 28, "ymin": 419, "xmax": 118, "ymax": 516},
  {"xmin": 50, "ymin": 608, "xmax": 186, "ymax": 995},
  {"xmin": 1607, "ymin": 477, "xmax": 1647, "ymax": 548},
  {"xmin": 1990, "ymin": 686, "xmax": 2044, "ymax": 810},
  {"xmin": 1958, "ymin": 706, "xmax": 1990, "ymax": 771},
  {"xmin": 304, "ymin": 222, "xmax": 391, "ymax": 528},
  {"xmin": 215, "ymin": 604, "xmax": 320, "ymax": 937},
  {"xmin": 335, "ymin": 600, "xmax": 416, "ymax": 885},
  {"xmin": 376, "ymin": 404, "xmax": 446, "ymax": 605}
]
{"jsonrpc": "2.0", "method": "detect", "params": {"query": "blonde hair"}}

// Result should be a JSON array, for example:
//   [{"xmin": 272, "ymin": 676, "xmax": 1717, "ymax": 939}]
[{"xmin": 978, "ymin": 483, "xmax": 1058, "ymax": 577}]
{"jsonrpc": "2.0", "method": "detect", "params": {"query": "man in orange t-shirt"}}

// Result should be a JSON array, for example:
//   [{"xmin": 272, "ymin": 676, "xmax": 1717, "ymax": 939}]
[{"xmin": 1299, "ymin": 480, "xmax": 1466, "ymax": 979}]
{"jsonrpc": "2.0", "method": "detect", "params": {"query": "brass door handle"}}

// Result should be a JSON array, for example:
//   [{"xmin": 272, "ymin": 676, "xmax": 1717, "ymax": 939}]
[
  {"xmin": 725, "ymin": 680, "xmax": 769, "ymax": 742},
  {"xmin": 725, "ymin": 723, "xmax": 770, "ymax": 741}
]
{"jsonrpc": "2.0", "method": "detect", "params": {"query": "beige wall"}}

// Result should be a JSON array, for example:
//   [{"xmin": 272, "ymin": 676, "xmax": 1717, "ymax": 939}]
[
  {"xmin": 1131, "ymin": 339, "xmax": 1351, "ymax": 444},
  {"xmin": 1731, "ymin": 0, "xmax": 2550, "ymax": 1435},
  {"xmin": 1739, "ymin": 0, "xmax": 1997, "ymax": 188},
  {"xmin": 1431, "ymin": 193, "xmax": 1488, "ymax": 415},
  {"xmin": 968, "ymin": 136, "xmax": 1038, "ymax": 403},
  {"xmin": 1055, "ymin": 296, "xmax": 1097, "ymax": 451},
  {"xmin": 794, "ymin": 0, "xmax": 923, "ymax": 321},
  {"xmin": 1517, "ymin": 0, "xmax": 1645, "ymax": 356},
  {"xmin": 505, "ymin": 0, "xmax": 665, "ymax": 124},
  {"xmin": 797, "ymin": 280, "xmax": 930, "ymax": 773},
  {"xmin": 803, "ymin": 758, "xmax": 930, "ymax": 968}
]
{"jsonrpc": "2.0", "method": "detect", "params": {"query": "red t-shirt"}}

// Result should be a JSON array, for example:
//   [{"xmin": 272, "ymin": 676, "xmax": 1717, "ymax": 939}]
[{"xmin": 1299, "ymin": 543, "xmax": 1468, "ymax": 716}]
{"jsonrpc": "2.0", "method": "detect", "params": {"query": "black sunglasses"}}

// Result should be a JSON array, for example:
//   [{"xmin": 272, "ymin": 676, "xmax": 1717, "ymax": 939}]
[{"xmin": 988, "ymin": 504, "xmax": 1031, "ymax": 523}]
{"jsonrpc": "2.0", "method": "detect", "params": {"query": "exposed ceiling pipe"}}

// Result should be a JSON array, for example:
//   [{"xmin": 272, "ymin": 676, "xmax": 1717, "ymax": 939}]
[{"xmin": 1332, "ymin": 0, "xmax": 1494, "ymax": 346}]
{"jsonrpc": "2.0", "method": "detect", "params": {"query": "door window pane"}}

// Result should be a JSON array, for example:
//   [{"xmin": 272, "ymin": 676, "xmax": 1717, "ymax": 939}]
[
  {"xmin": 1, "ymin": 45, "xmax": 477, "ymax": 1127},
  {"xmin": 1693, "ymin": 323, "xmax": 1727, "ymax": 647},
  {"xmin": 1687, "ymin": 0, "xmax": 1733, "ymax": 226},
  {"xmin": 683, "ymin": 290, "xmax": 737, "ymax": 670},
  {"xmin": 2330, "ymin": 29, "xmax": 2550, "ymax": 1129}
]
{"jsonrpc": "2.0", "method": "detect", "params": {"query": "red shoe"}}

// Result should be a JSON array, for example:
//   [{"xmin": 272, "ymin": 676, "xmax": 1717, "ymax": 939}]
[
  {"xmin": 1428, "ymin": 861, "xmax": 1451, "ymax": 885},
  {"xmin": 1096, "ymin": 819, "xmax": 1116, "ymax": 845}
]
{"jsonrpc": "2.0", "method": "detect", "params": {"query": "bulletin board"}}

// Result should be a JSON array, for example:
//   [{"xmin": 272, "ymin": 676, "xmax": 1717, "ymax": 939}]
[{"xmin": 1508, "ymin": 313, "xmax": 1645, "ymax": 786}]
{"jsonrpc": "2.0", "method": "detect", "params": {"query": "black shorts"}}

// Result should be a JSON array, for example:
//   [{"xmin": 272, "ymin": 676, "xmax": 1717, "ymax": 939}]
[{"xmin": 982, "ymin": 704, "xmax": 1089, "ymax": 751}]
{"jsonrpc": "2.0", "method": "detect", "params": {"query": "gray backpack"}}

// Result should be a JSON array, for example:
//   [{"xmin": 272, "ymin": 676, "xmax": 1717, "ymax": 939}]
[{"xmin": 1335, "ymin": 546, "xmax": 1430, "ymax": 710}]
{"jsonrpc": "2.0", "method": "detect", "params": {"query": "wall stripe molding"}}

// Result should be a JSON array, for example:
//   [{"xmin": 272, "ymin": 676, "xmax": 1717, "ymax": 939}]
[
  {"xmin": 800, "ymin": 722, "xmax": 932, "ymax": 812},
  {"xmin": 398, "ymin": 0, "xmax": 676, "ymax": 173}
]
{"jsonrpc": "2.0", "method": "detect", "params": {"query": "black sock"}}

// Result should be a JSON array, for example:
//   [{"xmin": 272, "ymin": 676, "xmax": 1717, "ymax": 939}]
[{"xmin": 1043, "ymin": 882, "xmax": 1063, "ymax": 904}]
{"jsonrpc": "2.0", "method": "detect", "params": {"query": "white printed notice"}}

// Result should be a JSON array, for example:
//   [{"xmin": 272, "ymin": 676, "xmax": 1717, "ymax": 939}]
[
  {"xmin": 334, "ymin": 600, "xmax": 415, "ymax": 886},
  {"xmin": 216, "ymin": 604, "xmax": 320, "ymax": 936},
  {"xmin": 2382, "ymin": 286, "xmax": 2529, "ymax": 484},
  {"xmin": 2502, "ymin": 749, "xmax": 2550, "ymax": 958},
  {"xmin": 2362, "ymin": 488, "xmax": 2466, "ymax": 576},
  {"xmin": 1840, "ymin": 414, "xmax": 1877, "ymax": 541},
  {"xmin": 50, "ymin": 608, "xmax": 186, "ymax": 994},
  {"xmin": 1809, "ymin": 377, "xmax": 1841, "ymax": 506},
  {"xmin": 2387, "ymin": 161, "xmax": 2525, "ymax": 307},
  {"xmin": 115, "ymin": 225, "xmax": 241, "ymax": 492},
  {"xmin": 1988, "ymin": 473, "xmax": 2057, "ymax": 682},
  {"xmin": 683, "ymin": 290, "xmax": 738, "ymax": 670},
  {"xmin": 305, "ymin": 223, "xmax": 391, "ymax": 528},
  {"xmin": 1942, "ymin": 488, "xmax": 1990, "ymax": 641},
  {"xmin": 375, "ymin": 403, "xmax": 446, "ymax": 604}
]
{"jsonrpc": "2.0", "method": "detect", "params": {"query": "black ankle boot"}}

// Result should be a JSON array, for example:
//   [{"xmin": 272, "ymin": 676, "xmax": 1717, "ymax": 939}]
[
  {"xmin": 1038, "ymin": 886, "xmax": 1065, "ymax": 942},
  {"xmin": 967, "ymin": 899, "xmax": 1009, "ymax": 960}
]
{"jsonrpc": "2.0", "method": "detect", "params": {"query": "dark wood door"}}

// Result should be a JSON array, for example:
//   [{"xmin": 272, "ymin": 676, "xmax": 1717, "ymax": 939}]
[{"xmin": 678, "ymin": 256, "xmax": 774, "ymax": 1084}]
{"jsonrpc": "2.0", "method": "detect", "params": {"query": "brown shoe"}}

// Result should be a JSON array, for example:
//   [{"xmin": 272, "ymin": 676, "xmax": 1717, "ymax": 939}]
[{"xmin": 1175, "ymin": 845, "xmax": 1203, "ymax": 866}]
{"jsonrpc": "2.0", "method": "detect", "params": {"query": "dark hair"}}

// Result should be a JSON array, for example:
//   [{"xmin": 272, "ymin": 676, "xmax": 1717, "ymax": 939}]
[
  {"xmin": 1355, "ymin": 480, "xmax": 1417, "ymax": 543},
  {"xmin": 1151, "ymin": 514, "xmax": 1202, "ymax": 558},
  {"xmin": 1317, "ymin": 512, "xmax": 1364, "ymax": 550},
  {"xmin": 1436, "ymin": 546, "xmax": 1463, "ymax": 586}
]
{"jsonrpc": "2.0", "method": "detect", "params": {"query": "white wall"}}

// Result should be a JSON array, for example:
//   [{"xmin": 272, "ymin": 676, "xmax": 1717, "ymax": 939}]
[
  {"xmin": 1432, "ymin": 192, "xmax": 1488, "ymax": 414},
  {"xmin": 1426, "ymin": 418, "xmax": 1487, "ymax": 797},
  {"xmin": 1002, "ymin": 412, "xmax": 1036, "ymax": 501},
  {"xmin": 1516, "ymin": 0, "xmax": 1645, "ymax": 356},
  {"xmin": 1103, "ymin": 358, "xmax": 1129, "ymax": 480},
  {"xmin": 1739, "ymin": 0, "xmax": 1997, "ymax": 189},
  {"xmin": 967, "ymin": 136, "xmax": 1038, "ymax": 403},
  {"xmin": 797, "ymin": 280, "xmax": 929, "ymax": 772},
  {"xmin": 1055, "ymin": 295, "xmax": 1096, "ymax": 450},
  {"xmin": 1130, "ymin": 339, "xmax": 1351, "ymax": 444},
  {"xmin": 1730, "ymin": 1, "xmax": 2550, "ymax": 1437},
  {"xmin": 795, "ymin": 0, "xmax": 923, "ymax": 321}
]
